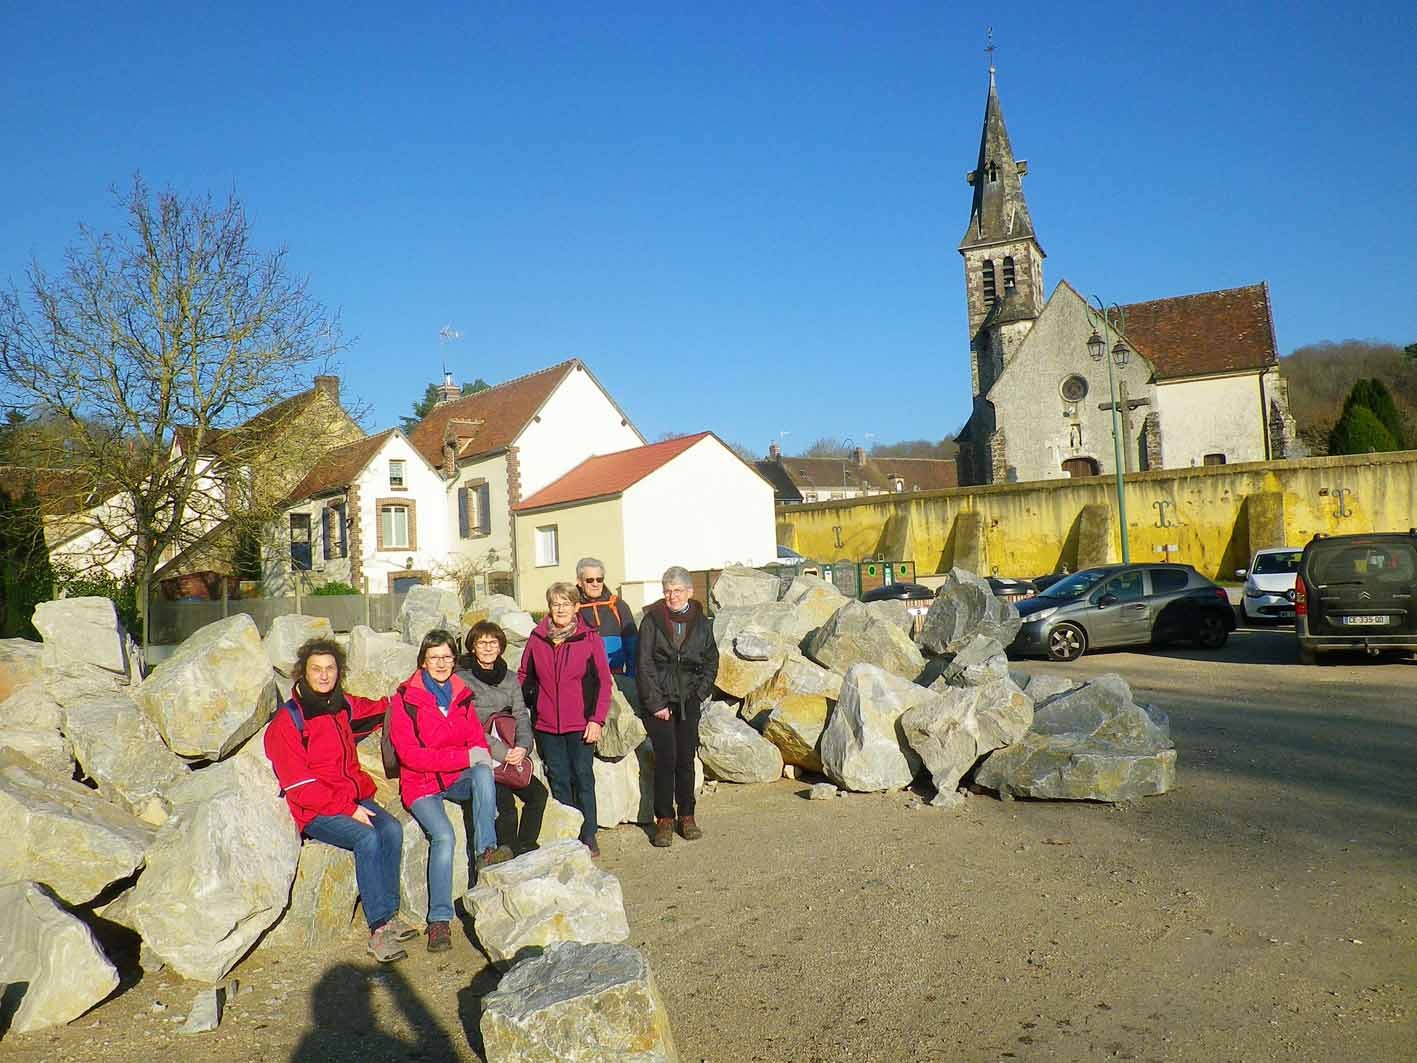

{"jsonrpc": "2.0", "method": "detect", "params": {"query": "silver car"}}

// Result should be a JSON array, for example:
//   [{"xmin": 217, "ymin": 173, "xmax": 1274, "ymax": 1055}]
[
  {"xmin": 1236, "ymin": 547, "xmax": 1301, "ymax": 623},
  {"xmin": 1010, "ymin": 563, "xmax": 1236, "ymax": 661}
]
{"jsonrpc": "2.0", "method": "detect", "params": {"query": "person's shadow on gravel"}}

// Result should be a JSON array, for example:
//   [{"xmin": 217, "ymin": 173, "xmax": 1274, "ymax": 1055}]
[{"xmin": 290, "ymin": 962, "xmax": 460, "ymax": 1063}]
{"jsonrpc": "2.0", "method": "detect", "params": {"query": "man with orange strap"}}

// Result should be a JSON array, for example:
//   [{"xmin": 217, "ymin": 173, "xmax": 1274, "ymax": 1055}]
[{"xmin": 575, "ymin": 556, "xmax": 637, "ymax": 675}]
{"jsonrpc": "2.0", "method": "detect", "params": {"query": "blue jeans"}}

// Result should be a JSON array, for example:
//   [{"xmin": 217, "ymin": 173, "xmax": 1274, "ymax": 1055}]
[
  {"xmin": 536, "ymin": 730, "xmax": 598, "ymax": 847},
  {"xmin": 409, "ymin": 764, "xmax": 497, "ymax": 923},
  {"xmin": 304, "ymin": 799, "xmax": 403, "ymax": 932}
]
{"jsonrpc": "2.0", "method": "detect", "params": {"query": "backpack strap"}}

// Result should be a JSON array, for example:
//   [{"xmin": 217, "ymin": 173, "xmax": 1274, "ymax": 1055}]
[{"xmin": 284, "ymin": 701, "xmax": 308, "ymax": 748}]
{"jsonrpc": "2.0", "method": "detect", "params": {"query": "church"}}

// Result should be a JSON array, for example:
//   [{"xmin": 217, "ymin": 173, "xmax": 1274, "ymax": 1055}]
[{"xmin": 955, "ymin": 67, "xmax": 1300, "ymax": 486}]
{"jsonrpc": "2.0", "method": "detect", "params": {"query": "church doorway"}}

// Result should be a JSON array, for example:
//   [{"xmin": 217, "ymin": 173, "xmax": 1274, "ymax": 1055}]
[{"xmin": 1062, "ymin": 457, "xmax": 1101, "ymax": 478}]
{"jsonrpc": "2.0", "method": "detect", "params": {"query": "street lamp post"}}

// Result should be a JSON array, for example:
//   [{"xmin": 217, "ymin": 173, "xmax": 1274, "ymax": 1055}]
[{"xmin": 1086, "ymin": 297, "xmax": 1132, "ymax": 563}]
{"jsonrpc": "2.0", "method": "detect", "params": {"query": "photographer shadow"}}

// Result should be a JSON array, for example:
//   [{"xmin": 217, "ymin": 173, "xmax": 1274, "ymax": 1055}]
[{"xmin": 290, "ymin": 961, "xmax": 461, "ymax": 1063}]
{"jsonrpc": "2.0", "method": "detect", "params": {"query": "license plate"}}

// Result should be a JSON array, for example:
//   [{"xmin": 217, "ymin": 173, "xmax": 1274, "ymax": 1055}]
[
  {"xmin": 1278, "ymin": 609, "xmax": 1295, "ymax": 618},
  {"xmin": 1342, "ymin": 615, "xmax": 1389, "ymax": 626}
]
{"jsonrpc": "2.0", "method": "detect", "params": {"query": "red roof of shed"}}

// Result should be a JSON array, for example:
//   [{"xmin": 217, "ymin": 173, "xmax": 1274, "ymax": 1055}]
[{"xmin": 515, "ymin": 433, "xmax": 711, "ymax": 511}]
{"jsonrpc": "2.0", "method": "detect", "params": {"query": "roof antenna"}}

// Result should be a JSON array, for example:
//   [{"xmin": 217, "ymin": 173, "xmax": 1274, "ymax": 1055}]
[
  {"xmin": 985, "ymin": 26, "xmax": 997, "ymax": 76},
  {"xmin": 436, "ymin": 325, "xmax": 463, "ymax": 402}
]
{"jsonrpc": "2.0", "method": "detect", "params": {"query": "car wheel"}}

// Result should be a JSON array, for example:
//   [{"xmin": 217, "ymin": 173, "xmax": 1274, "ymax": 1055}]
[
  {"xmin": 1298, "ymin": 645, "xmax": 1317, "ymax": 666},
  {"xmin": 1046, "ymin": 622, "xmax": 1088, "ymax": 662},
  {"xmin": 1194, "ymin": 614, "xmax": 1229, "ymax": 649}
]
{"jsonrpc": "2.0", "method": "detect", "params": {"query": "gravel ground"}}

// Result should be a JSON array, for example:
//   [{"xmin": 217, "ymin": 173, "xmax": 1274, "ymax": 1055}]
[{"xmin": 4, "ymin": 627, "xmax": 1413, "ymax": 1062}]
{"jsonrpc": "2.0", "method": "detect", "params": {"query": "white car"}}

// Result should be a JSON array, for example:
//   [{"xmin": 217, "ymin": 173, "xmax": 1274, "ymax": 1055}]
[{"xmin": 1236, "ymin": 547, "xmax": 1303, "ymax": 623}]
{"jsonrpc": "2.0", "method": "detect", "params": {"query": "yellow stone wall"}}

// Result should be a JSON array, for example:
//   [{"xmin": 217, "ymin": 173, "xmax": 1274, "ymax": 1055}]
[{"xmin": 777, "ymin": 451, "xmax": 1417, "ymax": 580}]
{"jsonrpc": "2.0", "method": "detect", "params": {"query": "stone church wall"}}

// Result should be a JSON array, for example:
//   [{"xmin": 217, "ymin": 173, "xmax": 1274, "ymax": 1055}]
[
  {"xmin": 777, "ymin": 449, "xmax": 1417, "ymax": 583},
  {"xmin": 1153, "ymin": 374, "xmax": 1270, "ymax": 467}
]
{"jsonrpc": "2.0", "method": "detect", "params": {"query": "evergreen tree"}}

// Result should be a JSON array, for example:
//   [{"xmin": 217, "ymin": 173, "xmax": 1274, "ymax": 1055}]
[
  {"xmin": 1341, "ymin": 378, "xmax": 1407, "ymax": 448},
  {"xmin": 0, "ymin": 482, "xmax": 55, "ymax": 639},
  {"xmin": 400, "ymin": 379, "xmax": 490, "ymax": 432},
  {"xmin": 1327, "ymin": 404, "xmax": 1399, "ymax": 455}
]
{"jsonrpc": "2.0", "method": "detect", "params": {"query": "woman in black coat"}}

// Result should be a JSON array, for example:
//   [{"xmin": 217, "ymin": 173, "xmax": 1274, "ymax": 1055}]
[{"xmin": 636, "ymin": 565, "xmax": 718, "ymax": 848}]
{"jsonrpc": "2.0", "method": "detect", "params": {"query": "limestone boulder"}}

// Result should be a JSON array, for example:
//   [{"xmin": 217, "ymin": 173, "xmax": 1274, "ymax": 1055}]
[
  {"xmin": 902, "ymin": 678, "xmax": 1034, "ymax": 796},
  {"xmin": 974, "ymin": 673, "xmax": 1176, "ymax": 801},
  {"xmin": 818, "ymin": 664, "xmax": 928, "ymax": 792},
  {"xmin": 0, "ymin": 881, "xmax": 119, "ymax": 1034},
  {"xmin": 261, "ymin": 841, "xmax": 359, "ymax": 950},
  {"xmin": 0, "ymin": 681, "xmax": 74, "ymax": 780},
  {"xmin": 496, "ymin": 610, "xmax": 537, "ymax": 641},
  {"xmin": 593, "ymin": 743, "xmax": 649, "ymax": 827},
  {"xmin": 595, "ymin": 676, "xmax": 647, "ymax": 760},
  {"xmin": 465, "ymin": 840, "xmax": 630, "ymax": 969},
  {"xmin": 1015, "ymin": 671, "xmax": 1081, "ymax": 706},
  {"xmin": 916, "ymin": 568, "xmax": 1022, "ymax": 655},
  {"xmin": 262, "ymin": 614, "xmax": 334, "ymax": 676},
  {"xmin": 479, "ymin": 941, "xmax": 677, "ymax": 1062},
  {"xmin": 709, "ymin": 565, "xmax": 782, "ymax": 612},
  {"xmin": 807, "ymin": 600, "xmax": 925, "ymax": 681},
  {"xmin": 346, "ymin": 625, "xmax": 419, "ymax": 698},
  {"xmin": 760, "ymin": 695, "xmax": 831, "ymax": 773},
  {"xmin": 0, "ymin": 637, "xmax": 44, "ymax": 701},
  {"xmin": 127, "ymin": 742, "xmax": 301, "ymax": 982},
  {"xmin": 698, "ymin": 702, "xmax": 783, "ymax": 783},
  {"xmin": 32, "ymin": 597, "xmax": 140, "ymax": 683},
  {"xmin": 938, "ymin": 634, "xmax": 1010, "ymax": 688},
  {"xmin": 134, "ymin": 614, "xmax": 277, "ymax": 761},
  {"xmin": 0, "ymin": 749, "xmax": 154, "ymax": 905},
  {"xmin": 713, "ymin": 628, "xmax": 791, "ymax": 700},
  {"xmin": 864, "ymin": 598, "xmax": 916, "ymax": 636},
  {"xmin": 536, "ymin": 793, "xmax": 587, "ymax": 847},
  {"xmin": 62, "ymin": 691, "xmax": 188, "ymax": 825},
  {"xmin": 462, "ymin": 593, "xmax": 523, "ymax": 629},
  {"xmin": 398, "ymin": 585, "xmax": 462, "ymax": 645},
  {"xmin": 781, "ymin": 573, "xmax": 850, "ymax": 632}
]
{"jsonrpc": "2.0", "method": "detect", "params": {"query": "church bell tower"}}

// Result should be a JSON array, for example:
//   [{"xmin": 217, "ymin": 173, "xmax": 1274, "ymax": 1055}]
[{"xmin": 959, "ymin": 64, "xmax": 1045, "ymax": 396}]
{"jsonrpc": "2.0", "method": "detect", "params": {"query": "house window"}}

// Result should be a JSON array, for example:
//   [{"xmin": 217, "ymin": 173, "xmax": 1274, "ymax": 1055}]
[
  {"xmin": 534, "ymin": 525, "xmax": 559, "ymax": 567},
  {"xmin": 458, "ymin": 481, "xmax": 492, "ymax": 538},
  {"xmin": 1003, "ymin": 256, "xmax": 1016, "ymax": 288},
  {"xmin": 982, "ymin": 260, "xmax": 996, "ymax": 306},
  {"xmin": 388, "ymin": 459, "xmax": 406, "ymax": 490},
  {"xmin": 289, "ymin": 513, "xmax": 312, "ymax": 571},
  {"xmin": 1203, "ymin": 453, "xmax": 1227, "ymax": 466},
  {"xmin": 376, "ymin": 499, "xmax": 416, "ymax": 550},
  {"xmin": 322, "ymin": 503, "xmax": 347, "ymax": 560}
]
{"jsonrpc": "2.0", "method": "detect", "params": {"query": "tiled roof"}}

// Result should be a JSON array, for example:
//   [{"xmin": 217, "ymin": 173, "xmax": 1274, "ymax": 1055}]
[
  {"xmin": 284, "ymin": 430, "xmax": 397, "ymax": 504},
  {"xmin": 874, "ymin": 457, "xmax": 958, "ymax": 492},
  {"xmin": 175, "ymin": 387, "xmax": 340, "ymax": 458},
  {"xmin": 776, "ymin": 457, "xmax": 891, "ymax": 493},
  {"xmin": 1119, "ymin": 283, "xmax": 1278, "ymax": 380},
  {"xmin": 0, "ymin": 465, "xmax": 102, "ymax": 518},
  {"xmin": 515, "ymin": 433, "xmax": 711, "ymax": 512},
  {"xmin": 406, "ymin": 361, "xmax": 577, "ymax": 468},
  {"xmin": 753, "ymin": 460, "xmax": 803, "ymax": 503}
]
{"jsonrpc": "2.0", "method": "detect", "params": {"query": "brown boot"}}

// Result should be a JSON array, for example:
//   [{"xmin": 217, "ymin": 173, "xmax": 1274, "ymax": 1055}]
[
  {"xmin": 678, "ymin": 816, "xmax": 703, "ymax": 841},
  {"xmin": 652, "ymin": 818, "xmax": 674, "ymax": 847}
]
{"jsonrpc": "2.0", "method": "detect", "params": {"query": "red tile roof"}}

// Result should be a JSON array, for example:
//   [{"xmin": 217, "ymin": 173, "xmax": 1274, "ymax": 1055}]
[
  {"xmin": 406, "ymin": 361, "xmax": 577, "ymax": 468},
  {"xmin": 1119, "ymin": 283, "xmax": 1278, "ymax": 380},
  {"xmin": 875, "ymin": 457, "xmax": 958, "ymax": 492},
  {"xmin": 515, "ymin": 433, "xmax": 711, "ymax": 511},
  {"xmin": 284, "ymin": 429, "xmax": 398, "ymax": 504}
]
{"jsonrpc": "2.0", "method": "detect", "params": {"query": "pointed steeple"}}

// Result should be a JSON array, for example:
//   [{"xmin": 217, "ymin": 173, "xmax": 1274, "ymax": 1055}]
[{"xmin": 959, "ymin": 68, "xmax": 1038, "ymax": 250}]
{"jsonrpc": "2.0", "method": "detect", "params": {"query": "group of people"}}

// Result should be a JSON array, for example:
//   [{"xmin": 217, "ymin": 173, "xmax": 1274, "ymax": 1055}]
[{"xmin": 263, "ymin": 558, "xmax": 719, "ymax": 962}]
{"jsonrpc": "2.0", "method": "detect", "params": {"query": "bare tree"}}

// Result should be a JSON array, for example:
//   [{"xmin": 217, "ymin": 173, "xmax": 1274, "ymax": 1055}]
[
  {"xmin": 0, "ymin": 175, "xmax": 346, "ymax": 632},
  {"xmin": 802, "ymin": 436, "xmax": 851, "ymax": 458}
]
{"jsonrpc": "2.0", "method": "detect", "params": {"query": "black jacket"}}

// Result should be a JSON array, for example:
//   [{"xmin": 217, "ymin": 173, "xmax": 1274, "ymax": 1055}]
[{"xmin": 636, "ymin": 598, "xmax": 718, "ymax": 716}]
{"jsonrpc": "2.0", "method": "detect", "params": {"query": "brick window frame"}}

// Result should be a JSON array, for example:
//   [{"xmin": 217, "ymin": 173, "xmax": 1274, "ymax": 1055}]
[{"xmin": 375, "ymin": 497, "xmax": 417, "ymax": 551}]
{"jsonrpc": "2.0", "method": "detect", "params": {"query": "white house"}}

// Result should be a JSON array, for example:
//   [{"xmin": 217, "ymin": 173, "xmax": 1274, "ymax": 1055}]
[{"xmin": 513, "ymin": 432, "xmax": 777, "ymax": 610}]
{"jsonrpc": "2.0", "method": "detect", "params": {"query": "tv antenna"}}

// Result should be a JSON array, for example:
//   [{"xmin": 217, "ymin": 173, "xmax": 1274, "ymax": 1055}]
[{"xmin": 438, "ymin": 324, "xmax": 462, "ymax": 377}]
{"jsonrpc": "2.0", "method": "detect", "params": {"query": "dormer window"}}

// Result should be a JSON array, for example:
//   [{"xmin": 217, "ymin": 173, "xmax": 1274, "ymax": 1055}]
[
  {"xmin": 389, "ymin": 459, "xmax": 406, "ymax": 489},
  {"xmin": 982, "ymin": 260, "xmax": 997, "ymax": 306}
]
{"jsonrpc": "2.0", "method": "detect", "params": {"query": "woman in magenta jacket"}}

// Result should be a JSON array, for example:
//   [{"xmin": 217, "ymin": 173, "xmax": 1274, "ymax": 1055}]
[
  {"xmin": 389, "ymin": 629, "xmax": 511, "ymax": 953},
  {"xmin": 518, "ymin": 582, "xmax": 613, "ymax": 857}
]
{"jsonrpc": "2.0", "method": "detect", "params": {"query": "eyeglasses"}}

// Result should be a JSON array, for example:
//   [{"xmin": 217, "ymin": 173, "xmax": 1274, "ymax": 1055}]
[
  {"xmin": 473, "ymin": 639, "xmax": 501, "ymax": 648},
  {"xmin": 580, "ymin": 576, "xmax": 604, "ymax": 584},
  {"xmin": 424, "ymin": 654, "xmax": 455, "ymax": 663}
]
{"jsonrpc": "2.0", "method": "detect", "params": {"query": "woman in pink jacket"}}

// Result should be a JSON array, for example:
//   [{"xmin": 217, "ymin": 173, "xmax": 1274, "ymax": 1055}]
[{"xmin": 389, "ymin": 629, "xmax": 512, "ymax": 952}]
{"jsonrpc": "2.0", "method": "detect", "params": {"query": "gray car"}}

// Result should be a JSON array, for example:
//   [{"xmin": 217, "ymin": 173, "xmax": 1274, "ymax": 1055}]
[{"xmin": 1010, "ymin": 563, "xmax": 1236, "ymax": 662}]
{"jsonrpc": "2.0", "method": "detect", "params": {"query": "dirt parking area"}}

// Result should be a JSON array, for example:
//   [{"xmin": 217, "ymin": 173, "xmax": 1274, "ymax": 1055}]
[{"xmin": 5, "ymin": 626, "xmax": 1414, "ymax": 1062}]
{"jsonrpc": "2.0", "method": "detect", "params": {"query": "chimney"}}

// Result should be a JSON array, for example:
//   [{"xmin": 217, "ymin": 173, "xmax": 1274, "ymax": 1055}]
[
  {"xmin": 852, "ymin": 446, "xmax": 866, "ymax": 466},
  {"xmin": 768, "ymin": 441, "xmax": 781, "ymax": 460},
  {"xmin": 441, "ymin": 431, "xmax": 457, "ymax": 477},
  {"xmin": 313, "ymin": 374, "xmax": 340, "ymax": 405},
  {"xmin": 435, "ymin": 371, "xmax": 462, "ymax": 405}
]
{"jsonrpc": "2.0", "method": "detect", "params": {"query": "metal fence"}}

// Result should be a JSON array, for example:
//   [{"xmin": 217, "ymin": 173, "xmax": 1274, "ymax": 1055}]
[{"xmin": 148, "ymin": 592, "xmax": 410, "ymax": 644}]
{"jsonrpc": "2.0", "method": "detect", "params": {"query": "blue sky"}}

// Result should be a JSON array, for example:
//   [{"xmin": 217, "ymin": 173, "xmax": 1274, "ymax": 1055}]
[{"xmin": 3, "ymin": 2, "xmax": 1414, "ymax": 453}]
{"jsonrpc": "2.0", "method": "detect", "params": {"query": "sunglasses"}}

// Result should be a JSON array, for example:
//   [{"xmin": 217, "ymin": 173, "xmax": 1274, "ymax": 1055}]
[{"xmin": 580, "ymin": 576, "xmax": 604, "ymax": 584}]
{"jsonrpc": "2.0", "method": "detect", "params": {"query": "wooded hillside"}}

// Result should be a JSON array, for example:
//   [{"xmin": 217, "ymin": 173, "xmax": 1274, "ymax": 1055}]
[{"xmin": 1280, "ymin": 340, "xmax": 1416, "ymax": 455}]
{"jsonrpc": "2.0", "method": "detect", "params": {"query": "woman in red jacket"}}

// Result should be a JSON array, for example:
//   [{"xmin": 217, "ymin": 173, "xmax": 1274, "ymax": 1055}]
[
  {"xmin": 264, "ymin": 638, "xmax": 418, "ymax": 964},
  {"xmin": 389, "ymin": 629, "xmax": 511, "ymax": 953},
  {"xmin": 519, "ymin": 582, "xmax": 613, "ymax": 857}
]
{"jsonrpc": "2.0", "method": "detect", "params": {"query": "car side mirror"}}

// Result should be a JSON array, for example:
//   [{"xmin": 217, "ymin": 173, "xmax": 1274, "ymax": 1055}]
[
  {"xmin": 1234, "ymin": 569, "xmax": 1246, "ymax": 579},
  {"xmin": 1097, "ymin": 593, "xmax": 1117, "ymax": 608}
]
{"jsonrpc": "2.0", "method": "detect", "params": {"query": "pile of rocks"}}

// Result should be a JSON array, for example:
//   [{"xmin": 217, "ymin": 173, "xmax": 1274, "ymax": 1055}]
[{"xmin": 699, "ymin": 565, "xmax": 1176, "ymax": 807}]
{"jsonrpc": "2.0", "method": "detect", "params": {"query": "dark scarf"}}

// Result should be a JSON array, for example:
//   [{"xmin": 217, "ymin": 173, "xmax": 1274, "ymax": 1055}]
[
  {"xmin": 664, "ymin": 599, "xmax": 698, "ymax": 648},
  {"xmin": 466, "ymin": 657, "xmax": 508, "ymax": 687},
  {"xmin": 421, "ymin": 670, "xmax": 454, "ymax": 714},
  {"xmin": 293, "ymin": 678, "xmax": 348, "ymax": 719}
]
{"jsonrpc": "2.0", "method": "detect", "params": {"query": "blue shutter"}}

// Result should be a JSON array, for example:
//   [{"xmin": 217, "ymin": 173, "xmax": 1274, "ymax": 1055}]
[
  {"xmin": 458, "ymin": 487, "xmax": 470, "ymax": 538},
  {"xmin": 336, "ymin": 502, "xmax": 348, "ymax": 558},
  {"xmin": 321, "ymin": 508, "xmax": 332, "ymax": 560},
  {"xmin": 476, "ymin": 483, "xmax": 491, "ymax": 534}
]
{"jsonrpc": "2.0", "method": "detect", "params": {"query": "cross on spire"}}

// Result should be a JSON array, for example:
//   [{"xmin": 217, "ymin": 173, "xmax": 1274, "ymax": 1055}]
[{"xmin": 985, "ymin": 26, "xmax": 996, "ymax": 73}]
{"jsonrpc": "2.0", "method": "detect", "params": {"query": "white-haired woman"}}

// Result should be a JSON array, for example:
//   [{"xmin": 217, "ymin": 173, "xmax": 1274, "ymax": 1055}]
[{"xmin": 636, "ymin": 566, "xmax": 718, "ymax": 848}]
